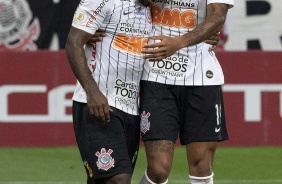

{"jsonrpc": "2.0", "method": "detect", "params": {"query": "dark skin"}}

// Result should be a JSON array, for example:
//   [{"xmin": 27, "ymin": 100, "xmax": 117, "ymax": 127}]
[
  {"xmin": 139, "ymin": 0, "xmax": 154, "ymax": 7},
  {"xmin": 87, "ymin": 0, "xmax": 221, "ymax": 52},
  {"xmin": 65, "ymin": 27, "xmax": 113, "ymax": 123},
  {"xmin": 86, "ymin": 1, "xmax": 229, "ymax": 183},
  {"xmin": 87, "ymin": 30, "xmax": 107, "ymax": 43},
  {"xmin": 83, "ymin": 4, "xmax": 226, "ymax": 123},
  {"xmin": 88, "ymin": 31, "xmax": 221, "ymax": 50},
  {"xmin": 140, "ymin": 3, "xmax": 230, "ymax": 183},
  {"xmin": 142, "ymin": 3, "xmax": 229, "ymax": 61}
]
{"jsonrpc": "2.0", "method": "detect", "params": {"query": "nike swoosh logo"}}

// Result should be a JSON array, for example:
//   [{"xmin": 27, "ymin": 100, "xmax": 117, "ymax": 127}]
[
  {"xmin": 123, "ymin": 11, "xmax": 133, "ymax": 15},
  {"xmin": 215, "ymin": 127, "xmax": 221, "ymax": 133}
]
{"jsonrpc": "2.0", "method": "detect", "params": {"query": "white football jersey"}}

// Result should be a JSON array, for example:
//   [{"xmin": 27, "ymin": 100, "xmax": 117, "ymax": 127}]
[
  {"xmin": 71, "ymin": 0, "xmax": 152, "ymax": 115},
  {"xmin": 142, "ymin": 0, "xmax": 234, "ymax": 86}
]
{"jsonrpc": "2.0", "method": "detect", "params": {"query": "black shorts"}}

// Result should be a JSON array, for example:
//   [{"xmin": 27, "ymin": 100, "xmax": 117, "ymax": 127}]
[
  {"xmin": 139, "ymin": 80, "xmax": 228, "ymax": 145},
  {"xmin": 72, "ymin": 101, "xmax": 140, "ymax": 181}
]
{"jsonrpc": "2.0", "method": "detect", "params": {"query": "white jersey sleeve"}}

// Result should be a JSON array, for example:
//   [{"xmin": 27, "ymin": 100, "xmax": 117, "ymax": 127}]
[{"xmin": 72, "ymin": 0, "xmax": 112, "ymax": 34}]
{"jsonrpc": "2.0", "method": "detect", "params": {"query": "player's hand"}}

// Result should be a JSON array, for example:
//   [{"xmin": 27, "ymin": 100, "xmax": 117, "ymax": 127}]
[
  {"xmin": 86, "ymin": 30, "xmax": 106, "ymax": 46},
  {"xmin": 141, "ymin": 35, "xmax": 182, "ymax": 61},
  {"xmin": 87, "ymin": 89, "xmax": 113, "ymax": 123},
  {"xmin": 205, "ymin": 32, "xmax": 220, "ymax": 51}
]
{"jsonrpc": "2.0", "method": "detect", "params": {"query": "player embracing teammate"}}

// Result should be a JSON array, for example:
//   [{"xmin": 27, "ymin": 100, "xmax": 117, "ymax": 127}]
[
  {"xmin": 66, "ymin": 0, "xmax": 234, "ymax": 183},
  {"xmin": 139, "ymin": 0, "xmax": 234, "ymax": 183}
]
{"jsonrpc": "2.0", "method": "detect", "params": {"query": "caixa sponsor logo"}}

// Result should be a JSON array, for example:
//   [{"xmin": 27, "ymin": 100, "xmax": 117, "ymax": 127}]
[{"xmin": 0, "ymin": 85, "xmax": 75, "ymax": 123}]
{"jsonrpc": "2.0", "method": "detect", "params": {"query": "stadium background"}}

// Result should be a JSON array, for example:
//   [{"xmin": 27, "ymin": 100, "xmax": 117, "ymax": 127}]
[{"xmin": 1, "ymin": 0, "xmax": 282, "ymax": 183}]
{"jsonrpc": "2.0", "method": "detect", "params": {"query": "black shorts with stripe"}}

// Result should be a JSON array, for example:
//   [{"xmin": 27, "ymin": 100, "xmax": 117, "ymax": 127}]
[
  {"xmin": 72, "ymin": 101, "xmax": 140, "ymax": 181},
  {"xmin": 139, "ymin": 80, "xmax": 228, "ymax": 145}
]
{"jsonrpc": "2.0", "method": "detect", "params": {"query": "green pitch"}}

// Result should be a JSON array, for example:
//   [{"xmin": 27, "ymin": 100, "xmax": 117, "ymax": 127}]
[{"xmin": 0, "ymin": 146, "xmax": 282, "ymax": 183}]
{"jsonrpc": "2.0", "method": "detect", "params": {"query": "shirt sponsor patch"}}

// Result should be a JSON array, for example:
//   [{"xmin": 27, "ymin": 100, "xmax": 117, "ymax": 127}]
[
  {"xmin": 73, "ymin": 8, "xmax": 88, "ymax": 24},
  {"xmin": 206, "ymin": 70, "xmax": 214, "ymax": 78},
  {"xmin": 113, "ymin": 78, "xmax": 139, "ymax": 106}
]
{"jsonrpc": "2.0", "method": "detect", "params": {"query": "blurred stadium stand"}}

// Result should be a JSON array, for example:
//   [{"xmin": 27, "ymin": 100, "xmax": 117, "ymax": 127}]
[{"xmin": 0, "ymin": 0, "xmax": 80, "ymax": 51}]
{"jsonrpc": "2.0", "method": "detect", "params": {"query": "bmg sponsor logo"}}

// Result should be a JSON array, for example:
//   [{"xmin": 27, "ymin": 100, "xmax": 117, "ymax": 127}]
[{"xmin": 113, "ymin": 34, "xmax": 148, "ymax": 55}]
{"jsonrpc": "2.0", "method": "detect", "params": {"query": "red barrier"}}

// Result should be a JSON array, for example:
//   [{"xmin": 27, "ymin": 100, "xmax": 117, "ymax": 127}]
[
  {"xmin": 218, "ymin": 51, "xmax": 282, "ymax": 146},
  {"xmin": 0, "ymin": 51, "xmax": 76, "ymax": 146},
  {"xmin": 0, "ymin": 51, "xmax": 281, "ymax": 146}
]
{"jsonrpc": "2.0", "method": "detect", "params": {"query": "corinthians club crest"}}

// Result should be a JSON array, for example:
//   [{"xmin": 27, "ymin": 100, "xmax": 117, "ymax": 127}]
[
  {"xmin": 140, "ymin": 111, "xmax": 150, "ymax": 134},
  {"xmin": 96, "ymin": 148, "xmax": 115, "ymax": 171},
  {"xmin": 0, "ymin": 0, "xmax": 40, "ymax": 50}
]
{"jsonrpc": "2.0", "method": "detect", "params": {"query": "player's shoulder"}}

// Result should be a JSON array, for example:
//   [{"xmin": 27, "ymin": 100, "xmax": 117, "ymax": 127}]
[{"xmin": 78, "ymin": 0, "xmax": 116, "ymax": 9}]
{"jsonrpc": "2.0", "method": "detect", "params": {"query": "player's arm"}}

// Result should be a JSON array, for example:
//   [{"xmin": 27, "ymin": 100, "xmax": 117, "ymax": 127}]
[
  {"xmin": 86, "ymin": 30, "xmax": 107, "ymax": 46},
  {"xmin": 142, "ymin": 3, "xmax": 229, "ymax": 61},
  {"xmin": 65, "ymin": 27, "xmax": 112, "ymax": 123},
  {"xmin": 86, "ymin": 30, "xmax": 220, "ymax": 50},
  {"xmin": 205, "ymin": 32, "xmax": 220, "ymax": 51},
  {"xmin": 181, "ymin": 3, "xmax": 229, "ymax": 47}
]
